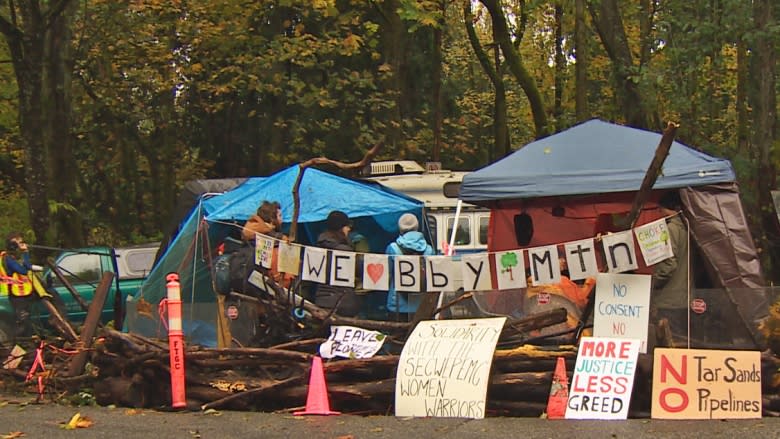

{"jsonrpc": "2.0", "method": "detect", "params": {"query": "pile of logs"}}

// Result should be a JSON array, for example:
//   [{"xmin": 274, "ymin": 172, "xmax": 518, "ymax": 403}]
[{"xmin": 3, "ymin": 270, "xmax": 780, "ymax": 417}]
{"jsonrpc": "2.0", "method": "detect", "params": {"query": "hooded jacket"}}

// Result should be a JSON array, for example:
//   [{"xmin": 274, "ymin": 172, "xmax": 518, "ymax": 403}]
[{"xmin": 386, "ymin": 230, "xmax": 434, "ymax": 313}]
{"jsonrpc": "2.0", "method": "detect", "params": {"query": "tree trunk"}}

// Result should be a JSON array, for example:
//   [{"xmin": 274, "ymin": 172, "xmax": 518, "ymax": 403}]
[
  {"xmin": 480, "ymin": 0, "xmax": 549, "ymax": 138},
  {"xmin": 47, "ymin": 0, "xmax": 83, "ymax": 246},
  {"xmin": 586, "ymin": 0, "xmax": 648, "ymax": 128},
  {"xmin": 751, "ymin": 0, "xmax": 778, "ymax": 283},
  {"xmin": 463, "ymin": 0, "xmax": 509, "ymax": 158},
  {"xmin": 574, "ymin": 0, "xmax": 588, "ymax": 122},
  {"xmin": 377, "ymin": 0, "xmax": 406, "ymax": 149}
]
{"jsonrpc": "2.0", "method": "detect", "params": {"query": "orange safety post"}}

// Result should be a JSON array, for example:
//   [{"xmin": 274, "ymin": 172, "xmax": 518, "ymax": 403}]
[{"xmin": 164, "ymin": 272, "xmax": 186, "ymax": 409}]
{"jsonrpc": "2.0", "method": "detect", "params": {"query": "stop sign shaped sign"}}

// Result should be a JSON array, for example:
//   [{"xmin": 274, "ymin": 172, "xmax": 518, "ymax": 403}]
[{"xmin": 690, "ymin": 298, "xmax": 707, "ymax": 314}]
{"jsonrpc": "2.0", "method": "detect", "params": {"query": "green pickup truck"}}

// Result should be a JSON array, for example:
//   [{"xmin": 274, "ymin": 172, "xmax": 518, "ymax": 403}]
[{"xmin": 0, "ymin": 243, "xmax": 158, "ymax": 343}]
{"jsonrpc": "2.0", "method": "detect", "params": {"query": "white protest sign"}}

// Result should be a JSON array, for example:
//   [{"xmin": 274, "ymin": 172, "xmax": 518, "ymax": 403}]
[
  {"xmin": 319, "ymin": 326, "xmax": 386, "ymax": 359},
  {"xmin": 426, "ymin": 256, "xmax": 459, "ymax": 292},
  {"xmin": 461, "ymin": 253, "xmax": 492, "ymax": 292},
  {"xmin": 565, "ymin": 337, "xmax": 641, "ymax": 420},
  {"xmin": 600, "ymin": 231, "xmax": 639, "ymax": 273},
  {"xmin": 277, "ymin": 241, "xmax": 301, "ymax": 274},
  {"xmin": 528, "ymin": 245, "xmax": 560, "ymax": 286},
  {"xmin": 634, "ymin": 218, "xmax": 673, "ymax": 266},
  {"xmin": 495, "ymin": 250, "xmax": 527, "ymax": 290},
  {"xmin": 301, "ymin": 247, "xmax": 328, "ymax": 284},
  {"xmin": 362, "ymin": 253, "xmax": 390, "ymax": 291},
  {"xmin": 255, "ymin": 234, "xmax": 274, "ymax": 269},
  {"xmin": 564, "ymin": 238, "xmax": 599, "ymax": 281},
  {"xmin": 329, "ymin": 250, "xmax": 356, "ymax": 287},
  {"xmin": 394, "ymin": 255, "xmax": 422, "ymax": 292},
  {"xmin": 395, "ymin": 317, "xmax": 506, "ymax": 419},
  {"xmin": 593, "ymin": 273, "xmax": 651, "ymax": 353}
]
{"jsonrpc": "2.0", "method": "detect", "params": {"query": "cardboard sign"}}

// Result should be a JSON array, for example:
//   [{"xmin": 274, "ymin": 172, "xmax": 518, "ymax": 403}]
[
  {"xmin": 277, "ymin": 241, "xmax": 301, "ymax": 274},
  {"xmin": 319, "ymin": 325, "xmax": 386, "ymax": 359},
  {"xmin": 565, "ymin": 337, "xmax": 641, "ymax": 420},
  {"xmin": 395, "ymin": 317, "xmax": 506, "ymax": 419},
  {"xmin": 593, "ymin": 273, "xmax": 651, "ymax": 353},
  {"xmin": 651, "ymin": 348, "xmax": 762, "ymax": 419}
]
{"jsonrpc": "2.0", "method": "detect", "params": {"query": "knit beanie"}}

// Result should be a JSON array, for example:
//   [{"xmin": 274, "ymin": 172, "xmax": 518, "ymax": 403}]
[{"xmin": 398, "ymin": 213, "xmax": 419, "ymax": 233}]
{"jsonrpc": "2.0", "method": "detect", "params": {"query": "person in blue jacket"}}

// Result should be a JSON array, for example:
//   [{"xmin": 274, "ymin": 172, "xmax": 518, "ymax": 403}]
[{"xmin": 385, "ymin": 213, "xmax": 434, "ymax": 321}]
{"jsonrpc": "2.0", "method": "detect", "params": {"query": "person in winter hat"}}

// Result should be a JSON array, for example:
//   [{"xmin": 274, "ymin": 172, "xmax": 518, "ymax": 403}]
[
  {"xmin": 314, "ymin": 210, "xmax": 362, "ymax": 317},
  {"xmin": 385, "ymin": 213, "xmax": 434, "ymax": 320}
]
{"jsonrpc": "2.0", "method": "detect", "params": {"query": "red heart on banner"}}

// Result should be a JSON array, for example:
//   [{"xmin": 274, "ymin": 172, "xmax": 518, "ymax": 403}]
[{"xmin": 366, "ymin": 263, "xmax": 384, "ymax": 283}]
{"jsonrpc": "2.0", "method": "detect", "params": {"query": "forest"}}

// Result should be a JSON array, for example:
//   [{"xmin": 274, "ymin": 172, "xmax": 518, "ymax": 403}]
[{"xmin": 0, "ymin": 1, "xmax": 777, "ymax": 279}]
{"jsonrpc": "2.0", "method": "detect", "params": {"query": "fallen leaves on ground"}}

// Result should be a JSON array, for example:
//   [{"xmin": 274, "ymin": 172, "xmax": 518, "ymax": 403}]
[
  {"xmin": 1, "ymin": 432, "xmax": 24, "ymax": 439},
  {"xmin": 60, "ymin": 413, "xmax": 94, "ymax": 429}
]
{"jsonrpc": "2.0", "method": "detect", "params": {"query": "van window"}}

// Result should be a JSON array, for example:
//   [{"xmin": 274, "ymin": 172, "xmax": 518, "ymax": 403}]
[
  {"xmin": 426, "ymin": 213, "xmax": 438, "ymax": 247},
  {"xmin": 54, "ymin": 253, "xmax": 102, "ymax": 286},
  {"xmin": 447, "ymin": 216, "xmax": 471, "ymax": 245},
  {"xmin": 478, "ymin": 215, "xmax": 490, "ymax": 245}
]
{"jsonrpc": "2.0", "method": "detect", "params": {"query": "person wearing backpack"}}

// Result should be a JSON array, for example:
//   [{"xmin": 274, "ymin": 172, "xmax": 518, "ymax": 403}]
[{"xmin": 385, "ymin": 213, "xmax": 434, "ymax": 321}]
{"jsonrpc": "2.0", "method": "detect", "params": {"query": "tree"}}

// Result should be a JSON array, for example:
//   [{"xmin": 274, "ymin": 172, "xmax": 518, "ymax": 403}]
[
  {"xmin": 464, "ymin": 0, "xmax": 510, "ymax": 157},
  {"xmin": 0, "ymin": 0, "xmax": 77, "ymax": 245},
  {"xmin": 479, "ymin": 0, "xmax": 550, "ymax": 138},
  {"xmin": 585, "ymin": 0, "xmax": 649, "ymax": 128}
]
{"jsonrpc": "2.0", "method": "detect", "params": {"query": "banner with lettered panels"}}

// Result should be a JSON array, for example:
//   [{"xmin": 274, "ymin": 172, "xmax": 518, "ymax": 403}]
[{"xmin": 255, "ymin": 215, "xmax": 677, "ymax": 292}]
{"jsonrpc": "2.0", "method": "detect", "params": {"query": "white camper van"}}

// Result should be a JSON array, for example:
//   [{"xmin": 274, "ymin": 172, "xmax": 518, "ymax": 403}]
[{"xmin": 363, "ymin": 161, "xmax": 490, "ymax": 254}]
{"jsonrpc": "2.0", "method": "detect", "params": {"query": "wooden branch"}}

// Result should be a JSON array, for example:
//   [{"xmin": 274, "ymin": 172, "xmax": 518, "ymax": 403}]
[
  {"xmin": 621, "ymin": 121, "xmax": 679, "ymax": 229},
  {"xmin": 66, "ymin": 271, "xmax": 113, "ymax": 376},
  {"xmin": 289, "ymin": 140, "xmax": 384, "ymax": 242},
  {"xmin": 47, "ymin": 258, "xmax": 89, "ymax": 312},
  {"xmin": 201, "ymin": 376, "xmax": 303, "ymax": 411},
  {"xmin": 40, "ymin": 297, "xmax": 78, "ymax": 343}
]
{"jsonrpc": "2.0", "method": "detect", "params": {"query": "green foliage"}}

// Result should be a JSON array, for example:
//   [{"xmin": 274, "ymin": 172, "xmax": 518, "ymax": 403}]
[{"xmin": 0, "ymin": 0, "xmax": 774, "ymax": 262}]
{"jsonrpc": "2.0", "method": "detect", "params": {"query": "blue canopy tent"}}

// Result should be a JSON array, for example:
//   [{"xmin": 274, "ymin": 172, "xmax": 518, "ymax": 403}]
[
  {"xmin": 125, "ymin": 166, "xmax": 425, "ymax": 346},
  {"xmin": 459, "ymin": 119, "xmax": 767, "ymax": 348},
  {"xmin": 460, "ymin": 119, "xmax": 734, "ymax": 201}
]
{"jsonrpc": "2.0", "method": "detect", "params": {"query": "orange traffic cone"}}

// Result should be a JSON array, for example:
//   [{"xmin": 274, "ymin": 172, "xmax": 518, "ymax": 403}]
[
  {"xmin": 294, "ymin": 356, "xmax": 340, "ymax": 416},
  {"xmin": 545, "ymin": 356, "xmax": 569, "ymax": 419}
]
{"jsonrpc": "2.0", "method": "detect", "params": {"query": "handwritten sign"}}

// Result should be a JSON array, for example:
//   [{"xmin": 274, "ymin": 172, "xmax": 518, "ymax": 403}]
[
  {"xmin": 566, "ymin": 337, "xmax": 641, "ymax": 420},
  {"xmin": 395, "ymin": 317, "xmax": 506, "ymax": 419},
  {"xmin": 319, "ymin": 325, "xmax": 386, "ymax": 359},
  {"xmin": 254, "ymin": 234, "xmax": 274, "ymax": 269},
  {"xmin": 593, "ymin": 273, "xmax": 651, "ymax": 353},
  {"xmin": 634, "ymin": 218, "xmax": 673, "ymax": 265},
  {"xmin": 651, "ymin": 348, "xmax": 762, "ymax": 419}
]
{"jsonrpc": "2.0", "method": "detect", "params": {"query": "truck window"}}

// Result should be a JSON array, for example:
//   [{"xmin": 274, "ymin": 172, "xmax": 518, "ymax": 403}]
[
  {"xmin": 124, "ymin": 251, "xmax": 155, "ymax": 277},
  {"xmin": 479, "ymin": 215, "xmax": 490, "ymax": 245},
  {"xmin": 447, "ymin": 216, "xmax": 471, "ymax": 246},
  {"xmin": 54, "ymin": 253, "xmax": 102, "ymax": 286}
]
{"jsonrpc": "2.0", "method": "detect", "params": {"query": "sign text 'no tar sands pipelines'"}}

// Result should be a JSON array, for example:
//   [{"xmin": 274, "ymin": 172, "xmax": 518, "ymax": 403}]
[
  {"xmin": 651, "ymin": 348, "xmax": 762, "ymax": 419},
  {"xmin": 565, "ymin": 337, "xmax": 641, "ymax": 420},
  {"xmin": 395, "ymin": 317, "xmax": 505, "ymax": 419}
]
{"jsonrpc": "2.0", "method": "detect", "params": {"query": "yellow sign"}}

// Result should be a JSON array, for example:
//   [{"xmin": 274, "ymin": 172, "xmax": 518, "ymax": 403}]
[{"xmin": 651, "ymin": 348, "xmax": 761, "ymax": 419}]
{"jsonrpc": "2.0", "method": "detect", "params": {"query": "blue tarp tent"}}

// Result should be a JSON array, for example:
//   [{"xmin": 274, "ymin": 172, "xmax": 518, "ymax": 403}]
[
  {"xmin": 126, "ymin": 166, "xmax": 425, "ymax": 346},
  {"xmin": 460, "ymin": 119, "xmax": 735, "ymax": 202}
]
